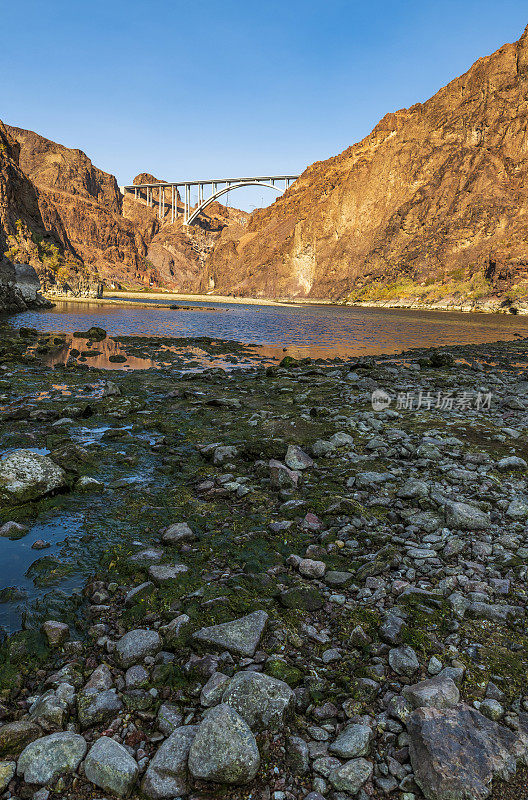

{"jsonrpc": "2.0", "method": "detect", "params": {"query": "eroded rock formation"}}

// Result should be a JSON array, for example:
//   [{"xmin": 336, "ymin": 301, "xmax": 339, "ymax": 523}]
[
  {"xmin": 2, "ymin": 124, "xmax": 247, "ymax": 297},
  {"xmin": 206, "ymin": 25, "xmax": 528, "ymax": 309}
]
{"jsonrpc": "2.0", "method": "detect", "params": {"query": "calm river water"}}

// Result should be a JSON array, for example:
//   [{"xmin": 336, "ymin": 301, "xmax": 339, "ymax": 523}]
[{"xmin": 9, "ymin": 298, "xmax": 528, "ymax": 360}]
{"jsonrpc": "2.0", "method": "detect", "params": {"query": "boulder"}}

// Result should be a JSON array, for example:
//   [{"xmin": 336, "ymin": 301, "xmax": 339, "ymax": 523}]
[
  {"xmin": 329, "ymin": 724, "xmax": 373, "ymax": 758},
  {"xmin": 162, "ymin": 522, "xmax": 196, "ymax": 544},
  {"xmin": 201, "ymin": 672, "xmax": 231, "ymax": 707},
  {"xmin": 0, "ymin": 720, "xmax": 41, "ymax": 757},
  {"xmin": 115, "ymin": 629, "xmax": 161, "ymax": 667},
  {"xmin": 84, "ymin": 736, "xmax": 139, "ymax": 797},
  {"xmin": 388, "ymin": 645, "xmax": 420, "ymax": 677},
  {"xmin": 0, "ymin": 521, "xmax": 28, "ymax": 539},
  {"xmin": 157, "ymin": 704, "xmax": 183, "ymax": 737},
  {"xmin": 148, "ymin": 564, "xmax": 188, "ymax": 584},
  {"xmin": 222, "ymin": 671, "xmax": 294, "ymax": 731},
  {"xmin": 41, "ymin": 620, "xmax": 70, "ymax": 646},
  {"xmin": 141, "ymin": 725, "xmax": 198, "ymax": 799},
  {"xmin": 29, "ymin": 691, "xmax": 69, "ymax": 731},
  {"xmin": 407, "ymin": 704, "xmax": 528, "ymax": 800},
  {"xmin": 328, "ymin": 758, "xmax": 373, "ymax": 793},
  {"xmin": 269, "ymin": 459, "xmax": 300, "ymax": 488},
  {"xmin": 213, "ymin": 446, "xmax": 238, "ymax": 465},
  {"xmin": 77, "ymin": 689, "xmax": 123, "ymax": 729},
  {"xmin": 299, "ymin": 558, "xmax": 326, "ymax": 578},
  {"xmin": 0, "ymin": 761, "xmax": 16, "ymax": 793},
  {"xmin": 188, "ymin": 704, "xmax": 260, "ymax": 784},
  {"xmin": 193, "ymin": 610, "xmax": 268, "ymax": 657},
  {"xmin": 124, "ymin": 581, "xmax": 155, "ymax": 607},
  {"xmin": 444, "ymin": 501, "xmax": 490, "ymax": 531},
  {"xmin": 0, "ymin": 450, "xmax": 67, "ymax": 503},
  {"xmin": 17, "ymin": 732, "xmax": 87, "ymax": 785},
  {"xmin": 84, "ymin": 663, "xmax": 113, "ymax": 691},
  {"xmin": 285, "ymin": 445, "xmax": 314, "ymax": 470},
  {"xmin": 403, "ymin": 675, "xmax": 460, "ymax": 710}
]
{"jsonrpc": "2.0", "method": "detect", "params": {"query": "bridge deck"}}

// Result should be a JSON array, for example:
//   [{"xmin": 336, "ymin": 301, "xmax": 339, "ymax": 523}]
[
  {"xmin": 123, "ymin": 175, "xmax": 299, "ymax": 190},
  {"xmin": 122, "ymin": 174, "xmax": 300, "ymax": 224}
]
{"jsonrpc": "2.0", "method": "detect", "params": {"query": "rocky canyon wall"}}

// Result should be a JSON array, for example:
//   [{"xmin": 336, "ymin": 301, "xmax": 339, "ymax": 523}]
[
  {"xmin": 1, "ymin": 125, "xmax": 245, "ymax": 297},
  {"xmin": 206, "ymin": 24, "xmax": 528, "ymax": 311}
]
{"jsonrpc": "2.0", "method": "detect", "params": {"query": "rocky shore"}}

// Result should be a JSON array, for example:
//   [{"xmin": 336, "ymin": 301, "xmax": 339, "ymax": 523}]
[
  {"xmin": 0, "ymin": 263, "xmax": 51, "ymax": 314},
  {"xmin": 1, "ymin": 327, "xmax": 528, "ymax": 800}
]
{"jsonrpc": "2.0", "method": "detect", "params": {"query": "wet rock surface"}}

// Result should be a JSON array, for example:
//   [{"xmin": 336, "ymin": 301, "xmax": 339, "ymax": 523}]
[{"xmin": 1, "ymin": 331, "xmax": 528, "ymax": 799}]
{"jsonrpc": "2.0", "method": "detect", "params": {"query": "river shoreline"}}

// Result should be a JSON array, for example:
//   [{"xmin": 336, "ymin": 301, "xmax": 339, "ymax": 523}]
[
  {"xmin": 45, "ymin": 289, "xmax": 525, "ymax": 317},
  {"xmin": 1, "ymin": 327, "xmax": 528, "ymax": 799}
]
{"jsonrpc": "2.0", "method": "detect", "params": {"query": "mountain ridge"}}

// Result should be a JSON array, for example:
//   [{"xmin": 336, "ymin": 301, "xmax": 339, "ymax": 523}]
[{"xmin": 205, "ymin": 24, "xmax": 528, "ymax": 311}]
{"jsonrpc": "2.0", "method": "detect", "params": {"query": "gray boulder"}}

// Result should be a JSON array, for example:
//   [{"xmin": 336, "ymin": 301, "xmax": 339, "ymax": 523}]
[
  {"xmin": 84, "ymin": 736, "xmax": 139, "ymax": 798},
  {"xmin": 29, "ymin": 690, "xmax": 69, "ymax": 731},
  {"xmin": 213, "ymin": 446, "xmax": 238, "ymax": 465},
  {"xmin": 77, "ymin": 689, "xmax": 123, "ymax": 729},
  {"xmin": 379, "ymin": 613, "xmax": 406, "ymax": 645},
  {"xmin": 141, "ymin": 725, "xmax": 198, "ymax": 799},
  {"xmin": 156, "ymin": 704, "xmax": 183, "ymax": 737},
  {"xmin": 17, "ymin": 732, "xmax": 87, "ymax": 785},
  {"xmin": 403, "ymin": 675, "xmax": 460, "ymax": 710},
  {"xmin": 222, "ymin": 671, "xmax": 294, "ymax": 731},
  {"xmin": 193, "ymin": 610, "xmax": 268, "ymax": 657},
  {"xmin": 444, "ymin": 501, "xmax": 490, "ymax": 531},
  {"xmin": 188, "ymin": 704, "xmax": 260, "ymax": 784},
  {"xmin": 497, "ymin": 456, "xmax": 527, "ymax": 471},
  {"xmin": 84, "ymin": 663, "xmax": 113, "ymax": 691},
  {"xmin": 148, "ymin": 564, "xmax": 188, "ymax": 584},
  {"xmin": 328, "ymin": 758, "xmax": 373, "ymax": 793},
  {"xmin": 115, "ymin": 629, "xmax": 161, "ymax": 667},
  {"xmin": 125, "ymin": 581, "xmax": 155, "ymax": 607},
  {"xmin": 201, "ymin": 672, "xmax": 231, "ymax": 707},
  {"xmin": 388, "ymin": 645, "xmax": 420, "ymax": 677},
  {"xmin": 407, "ymin": 704, "xmax": 528, "ymax": 800},
  {"xmin": 329, "ymin": 724, "xmax": 373, "ymax": 758},
  {"xmin": 0, "ymin": 720, "xmax": 41, "ymax": 757},
  {"xmin": 0, "ymin": 450, "xmax": 67, "ymax": 503},
  {"xmin": 285, "ymin": 445, "xmax": 314, "ymax": 471},
  {"xmin": 162, "ymin": 522, "xmax": 196, "ymax": 544}
]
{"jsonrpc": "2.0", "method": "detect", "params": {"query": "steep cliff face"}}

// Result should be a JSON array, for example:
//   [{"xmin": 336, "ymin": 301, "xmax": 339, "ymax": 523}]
[
  {"xmin": 3, "ymin": 124, "xmax": 246, "ymax": 295},
  {"xmin": 0, "ymin": 122, "xmax": 59, "ymax": 310},
  {"xmin": 207, "ymin": 25, "xmax": 528, "ymax": 308},
  {"xmin": 123, "ymin": 185, "xmax": 248, "ymax": 291},
  {"xmin": 5, "ymin": 125, "xmax": 155, "ymax": 292}
]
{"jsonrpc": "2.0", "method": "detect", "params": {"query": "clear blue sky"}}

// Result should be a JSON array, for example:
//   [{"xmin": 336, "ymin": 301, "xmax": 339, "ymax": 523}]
[{"xmin": 1, "ymin": 1, "xmax": 526, "ymax": 210}]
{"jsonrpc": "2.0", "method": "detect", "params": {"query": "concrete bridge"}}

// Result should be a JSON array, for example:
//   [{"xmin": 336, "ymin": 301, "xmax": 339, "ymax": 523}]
[{"xmin": 122, "ymin": 174, "xmax": 299, "ymax": 225}]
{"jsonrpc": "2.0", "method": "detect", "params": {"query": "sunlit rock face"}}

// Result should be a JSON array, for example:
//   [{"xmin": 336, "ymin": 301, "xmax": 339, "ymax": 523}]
[{"xmin": 206, "ymin": 25, "xmax": 528, "ymax": 309}]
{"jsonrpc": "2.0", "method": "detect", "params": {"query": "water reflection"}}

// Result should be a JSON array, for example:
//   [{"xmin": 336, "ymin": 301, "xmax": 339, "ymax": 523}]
[
  {"xmin": 9, "ymin": 299, "xmax": 528, "ymax": 359},
  {"xmin": 37, "ymin": 336, "xmax": 155, "ymax": 370}
]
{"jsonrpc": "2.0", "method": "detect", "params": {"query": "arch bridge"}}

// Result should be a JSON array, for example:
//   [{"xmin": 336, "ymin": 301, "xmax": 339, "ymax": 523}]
[{"xmin": 122, "ymin": 174, "xmax": 299, "ymax": 225}]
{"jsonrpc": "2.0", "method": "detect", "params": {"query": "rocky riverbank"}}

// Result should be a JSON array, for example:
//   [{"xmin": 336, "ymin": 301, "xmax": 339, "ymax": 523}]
[
  {"xmin": 0, "ymin": 263, "xmax": 51, "ymax": 314},
  {"xmin": 1, "ymin": 327, "xmax": 528, "ymax": 800}
]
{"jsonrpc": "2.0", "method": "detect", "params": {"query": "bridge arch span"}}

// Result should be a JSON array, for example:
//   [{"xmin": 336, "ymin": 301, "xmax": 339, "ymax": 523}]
[
  {"xmin": 186, "ymin": 181, "xmax": 281, "ymax": 225},
  {"xmin": 123, "ymin": 174, "xmax": 299, "ymax": 224}
]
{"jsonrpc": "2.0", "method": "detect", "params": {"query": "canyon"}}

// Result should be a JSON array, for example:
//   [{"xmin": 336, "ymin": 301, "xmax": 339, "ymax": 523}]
[
  {"xmin": 0, "ymin": 123, "xmax": 245, "ymax": 308},
  {"xmin": 2, "ymin": 25, "xmax": 528, "ymax": 311},
  {"xmin": 207, "ymin": 23, "xmax": 528, "ymax": 311}
]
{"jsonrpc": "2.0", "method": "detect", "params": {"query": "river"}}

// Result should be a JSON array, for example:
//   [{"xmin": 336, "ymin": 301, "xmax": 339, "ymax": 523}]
[{"xmin": 8, "ymin": 297, "xmax": 528, "ymax": 361}]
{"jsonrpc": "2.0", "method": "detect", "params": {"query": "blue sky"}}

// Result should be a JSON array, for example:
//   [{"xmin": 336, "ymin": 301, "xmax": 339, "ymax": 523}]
[{"xmin": 1, "ymin": 1, "xmax": 526, "ymax": 210}]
